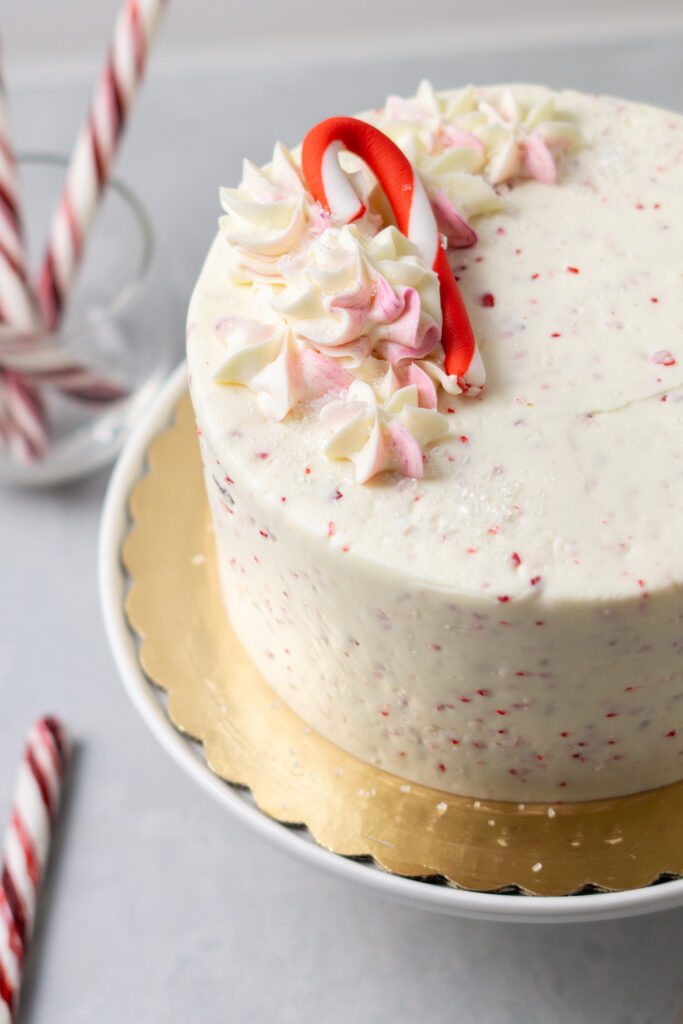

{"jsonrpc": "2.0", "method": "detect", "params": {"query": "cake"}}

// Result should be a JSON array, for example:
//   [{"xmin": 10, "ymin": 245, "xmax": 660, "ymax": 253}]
[{"xmin": 187, "ymin": 83, "xmax": 683, "ymax": 803}]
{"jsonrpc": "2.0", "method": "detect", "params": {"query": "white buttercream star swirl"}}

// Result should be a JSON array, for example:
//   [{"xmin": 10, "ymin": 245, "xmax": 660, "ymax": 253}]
[{"xmin": 470, "ymin": 88, "xmax": 583, "ymax": 185}]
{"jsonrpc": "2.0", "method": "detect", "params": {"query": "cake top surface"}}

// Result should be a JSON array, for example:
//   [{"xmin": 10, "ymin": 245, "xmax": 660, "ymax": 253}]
[{"xmin": 188, "ymin": 84, "xmax": 683, "ymax": 602}]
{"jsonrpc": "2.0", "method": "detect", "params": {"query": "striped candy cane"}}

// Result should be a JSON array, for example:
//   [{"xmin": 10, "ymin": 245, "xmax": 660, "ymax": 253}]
[
  {"xmin": 301, "ymin": 117, "xmax": 484, "ymax": 394},
  {"xmin": 0, "ymin": 369, "xmax": 49, "ymax": 462},
  {"xmin": 0, "ymin": 37, "xmax": 40, "ymax": 334},
  {"xmin": 0, "ymin": 325, "xmax": 128, "ymax": 463},
  {"xmin": 0, "ymin": 717, "xmax": 69, "ymax": 1022},
  {"xmin": 0, "ymin": 35, "xmax": 54, "ymax": 459},
  {"xmin": 38, "ymin": 0, "xmax": 167, "ymax": 330},
  {"xmin": 0, "ymin": 335, "xmax": 128, "ymax": 405}
]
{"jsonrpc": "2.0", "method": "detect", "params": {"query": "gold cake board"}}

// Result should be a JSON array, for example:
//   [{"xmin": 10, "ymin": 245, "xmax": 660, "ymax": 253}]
[{"xmin": 122, "ymin": 393, "xmax": 683, "ymax": 896}]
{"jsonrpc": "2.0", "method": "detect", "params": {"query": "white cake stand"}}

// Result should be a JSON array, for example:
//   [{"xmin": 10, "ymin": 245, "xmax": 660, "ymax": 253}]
[{"xmin": 99, "ymin": 363, "xmax": 683, "ymax": 924}]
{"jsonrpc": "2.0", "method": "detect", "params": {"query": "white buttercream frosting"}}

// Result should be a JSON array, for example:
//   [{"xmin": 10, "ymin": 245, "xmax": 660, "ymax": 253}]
[
  {"xmin": 188, "ymin": 85, "xmax": 683, "ymax": 801},
  {"xmin": 209, "ymin": 82, "xmax": 582, "ymax": 481}
]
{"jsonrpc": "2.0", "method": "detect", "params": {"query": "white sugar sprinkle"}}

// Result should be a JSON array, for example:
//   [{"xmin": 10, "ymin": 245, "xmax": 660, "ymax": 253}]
[
  {"xmin": 436, "ymin": 801, "xmax": 448, "ymax": 814},
  {"xmin": 399, "ymin": 784, "xmax": 411, "ymax": 793},
  {"xmin": 532, "ymin": 862, "xmax": 543, "ymax": 873},
  {"xmin": 547, "ymin": 807, "xmax": 556, "ymax": 818}
]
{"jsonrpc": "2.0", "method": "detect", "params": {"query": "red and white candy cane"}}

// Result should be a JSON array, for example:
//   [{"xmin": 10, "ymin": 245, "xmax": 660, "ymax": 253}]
[
  {"xmin": 0, "ymin": 369, "xmax": 49, "ymax": 462},
  {"xmin": 0, "ymin": 38, "xmax": 40, "ymax": 333},
  {"xmin": 37, "ymin": 0, "xmax": 167, "ymax": 330},
  {"xmin": 301, "ymin": 117, "xmax": 484, "ymax": 394},
  {"xmin": 0, "ymin": 40, "xmax": 53, "ymax": 459},
  {"xmin": 0, "ymin": 717, "xmax": 69, "ymax": 1022}
]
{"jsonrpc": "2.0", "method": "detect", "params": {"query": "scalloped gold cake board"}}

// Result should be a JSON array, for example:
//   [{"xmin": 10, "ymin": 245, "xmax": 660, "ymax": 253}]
[{"xmin": 122, "ymin": 393, "xmax": 683, "ymax": 896}]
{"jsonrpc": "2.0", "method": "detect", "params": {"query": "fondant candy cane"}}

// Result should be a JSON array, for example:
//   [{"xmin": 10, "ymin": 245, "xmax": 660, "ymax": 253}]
[
  {"xmin": 37, "ymin": 0, "xmax": 167, "ymax": 329},
  {"xmin": 0, "ymin": 717, "xmax": 69, "ymax": 1022},
  {"xmin": 301, "ymin": 117, "xmax": 484, "ymax": 394}
]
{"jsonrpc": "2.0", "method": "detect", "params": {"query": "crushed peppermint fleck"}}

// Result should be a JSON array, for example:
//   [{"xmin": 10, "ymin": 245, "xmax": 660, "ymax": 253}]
[{"xmin": 651, "ymin": 350, "xmax": 675, "ymax": 365}]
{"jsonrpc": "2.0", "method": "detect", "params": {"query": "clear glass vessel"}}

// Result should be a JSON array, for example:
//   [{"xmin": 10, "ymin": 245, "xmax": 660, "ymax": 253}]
[{"xmin": 0, "ymin": 154, "xmax": 171, "ymax": 485}]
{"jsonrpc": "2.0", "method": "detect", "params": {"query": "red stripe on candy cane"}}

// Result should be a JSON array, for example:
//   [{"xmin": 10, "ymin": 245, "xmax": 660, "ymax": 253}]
[
  {"xmin": 0, "ymin": 870, "xmax": 25, "ymax": 960},
  {"xmin": 129, "ymin": 2, "xmax": 146, "ymax": 76},
  {"xmin": 0, "ymin": 957, "xmax": 14, "ymax": 1012},
  {"xmin": 39, "ymin": 719, "xmax": 68, "ymax": 779},
  {"xmin": 9, "ymin": 814, "xmax": 39, "ymax": 891},
  {"xmin": 301, "ymin": 117, "xmax": 484, "ymax": 393},
  {"xmin": 0, "ymin": 183, "xmax": 20, "ymax": 234},
  {"xmin": 24, "ymin": 751, "xmax": 53, "ymax": 825},
  {"xmin": 0, "ymin": 888, "xmax": 23, "ymax": 972}
]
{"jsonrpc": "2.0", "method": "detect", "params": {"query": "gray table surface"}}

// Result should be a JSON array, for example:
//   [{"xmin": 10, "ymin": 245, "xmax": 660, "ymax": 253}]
[{"xmin": 2, "ymin": 32, "xmax": 683, "ymax": 1024}]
